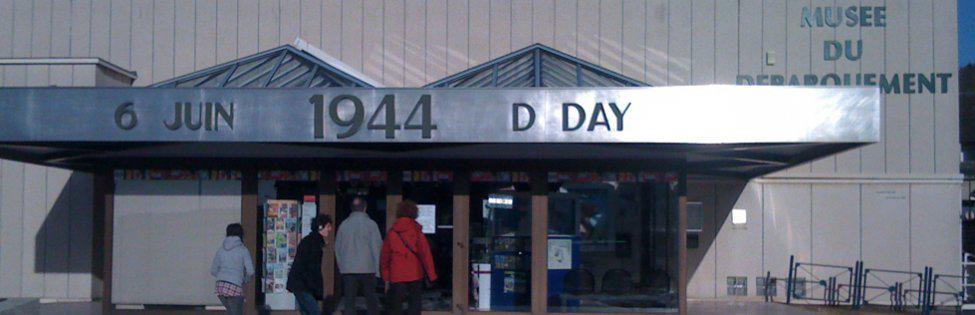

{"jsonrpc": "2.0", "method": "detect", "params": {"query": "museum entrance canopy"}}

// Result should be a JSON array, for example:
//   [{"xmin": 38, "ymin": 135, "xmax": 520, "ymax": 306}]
[{"xmin": 0, "ymin": 85, "xmax": 878, "ymax": 178}]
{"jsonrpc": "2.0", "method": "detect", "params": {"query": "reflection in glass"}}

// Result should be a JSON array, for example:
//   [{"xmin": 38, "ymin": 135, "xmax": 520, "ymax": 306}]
[
  {"xmin": 469, "ymin": 175, "xmax": 533, "ymax": 312},
  {"xmin": 547, "ymin": 172, "xmax": 679, "ymax": 313},
  {"xmin": 401, "ymin": 171, "xmax": 453, "ymax": 311}
]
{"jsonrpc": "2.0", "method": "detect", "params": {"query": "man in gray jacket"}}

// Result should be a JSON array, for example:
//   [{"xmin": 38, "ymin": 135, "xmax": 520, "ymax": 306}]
[
  {"xmin": 335, "ymin": 197, "xmax": 383, "ymax": 315},
  {"xmin": 210, "ymin": 223, "xmax": 255, "ymax": 315}
]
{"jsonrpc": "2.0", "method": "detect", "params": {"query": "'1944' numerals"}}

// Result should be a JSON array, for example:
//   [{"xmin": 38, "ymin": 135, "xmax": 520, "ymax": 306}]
[{"xmin": 310, "ymin": 94, "xmax": 437, "ymax": 139}]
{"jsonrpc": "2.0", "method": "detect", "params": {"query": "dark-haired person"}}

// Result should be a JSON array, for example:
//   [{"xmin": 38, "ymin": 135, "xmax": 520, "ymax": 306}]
[
  {"xmin": 380, "ymin": 200, "xmax": 438, "ymax": 315},
  {"xmin": 335, "ymin": 197, "xmax": 383, "ymax": 315},
  {"xmin": 287, "ymin": 215, "xmax": 334, "ymax": 315},
  {"xmin": 210, "ymin": 223, "xmax": 255, "ymax": 315}
]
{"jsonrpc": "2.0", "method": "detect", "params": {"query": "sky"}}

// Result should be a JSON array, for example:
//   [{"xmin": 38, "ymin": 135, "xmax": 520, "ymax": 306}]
[{"xmin": 961, "ymin": 0, "xmax": 975, "ymax": 66}]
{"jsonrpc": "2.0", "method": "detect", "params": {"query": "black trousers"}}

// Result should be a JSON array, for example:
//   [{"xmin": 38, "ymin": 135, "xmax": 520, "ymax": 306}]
[
  {"xmin": 387, "ymin": 281, "xmax": 422, "ymax": 315},
  {"xmin": 341, "ymin": 274, "xmax": 380, "ymax": 315}
]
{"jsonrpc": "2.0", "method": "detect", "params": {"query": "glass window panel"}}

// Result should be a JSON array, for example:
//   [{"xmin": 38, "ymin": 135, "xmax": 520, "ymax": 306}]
[
  {"xmin": 469, "ymin": 172, "xmax": 533, "ymax": 312},
  {"xmin": 401, "ymin": 171, "xmax": 454, "ymax": 311},
  {"xmin": 546, "ymin": 172, "xmax": 679, "ymax": 313}
]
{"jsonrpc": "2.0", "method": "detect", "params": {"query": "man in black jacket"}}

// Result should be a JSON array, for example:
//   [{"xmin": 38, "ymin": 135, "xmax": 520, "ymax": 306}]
[{"xmin": 287, "ymin": 215, "xmax": 333, "ymax": 315}]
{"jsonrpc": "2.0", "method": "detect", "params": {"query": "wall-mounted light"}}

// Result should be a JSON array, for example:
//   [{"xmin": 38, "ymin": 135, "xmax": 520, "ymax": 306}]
[{"xmin": 731, "ymin": 209, "xmax": 747, "ymax": 225}]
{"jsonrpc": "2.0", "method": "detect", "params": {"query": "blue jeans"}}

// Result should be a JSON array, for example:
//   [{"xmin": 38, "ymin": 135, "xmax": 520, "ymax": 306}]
[{"xmin": 295, "ymin": 291, "xmax": 321, "ymax": 315}]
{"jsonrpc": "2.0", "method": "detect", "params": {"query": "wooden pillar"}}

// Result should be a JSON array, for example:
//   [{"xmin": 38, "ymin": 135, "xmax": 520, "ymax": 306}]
[
  {"xmin": 386, "ymin": 171, "xmax": 403, "ymax": 232},
  {"xmin": 93, "ymin": 172, "xmax": 114, "ymax": 314},
  {"xmin": 678, "ymin": 196, "xmax": 688, "ymax": 315},
  {"xmin": 241, "ymin": 170, "xmax": 258, "ymax": 315},
  {"xmin": 319, "ymin": 171, "xmax": 337, "ymax": 297},
  {"xmin": 452, "ymin": 171, "xmax": 470, "ymax": 314},
  {"xmin": 530, "ymin": 172, "xmax": 548, "ymax": 315}
]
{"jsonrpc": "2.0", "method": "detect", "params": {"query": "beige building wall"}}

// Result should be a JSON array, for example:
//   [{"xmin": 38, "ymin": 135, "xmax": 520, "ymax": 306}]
[{"xmin": 0, "ymin": 0, "xmax": 960, "ymax": 303}]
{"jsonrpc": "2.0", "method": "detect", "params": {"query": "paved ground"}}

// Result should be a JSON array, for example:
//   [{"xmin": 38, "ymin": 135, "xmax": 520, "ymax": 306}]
[{"xmin": 0, "ymin": 299, "xmax": 960, "ymax": 314}]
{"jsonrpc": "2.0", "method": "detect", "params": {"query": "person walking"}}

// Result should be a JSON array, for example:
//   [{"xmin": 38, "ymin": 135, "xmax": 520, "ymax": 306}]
[
  {"xmin": 335, "ymin": 197, "xmax": 383, "ymax": 315},
  {"xmin": 287, "ymin": 215, "xmax": 334, "ymax": 315},
  {"xmin": 380, "ymin": 200, "xmax": 438, "ymax": 315},
  {"xmin": 210, "ymin": 223, "xmax": 255, "ymax": 315}
]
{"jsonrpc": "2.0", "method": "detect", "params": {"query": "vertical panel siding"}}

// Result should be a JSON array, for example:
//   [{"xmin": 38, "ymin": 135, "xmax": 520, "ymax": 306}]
[
  {"xmin": 50, "ymin": 0, "xmax": 71, "ymax": 57},
  {"xmin": 341, "ymin": 0, "xmax": 363, "ymax": 72},
  {"xmin": 860, "ymin": 0, "xmax": 887, "ymax": 174},
  {"xmin": 322, "ymin": 0, "xmax": 342, "ymax": 58},
  {"xmin": 810, "ymin": 185, "xmax": 860, "ymax": 267},
  {"xmin": 598, "ymin": 0, "xmax": 622, "ymax": 73},
  {"xmin": 31, "ymin": 0, "xmax": 52, "ymax": 58},
  {"xmin": 152, "ymin": 0, "xmax": 175, "ymax": 83},
  {"xmin": 21, "ymin": 164, "xmax": 47, "ymax": 297},
  {"xmin": 667, "ymin": 0, "xmax": 689, "ymax": 85},
  {"xmin": 68, "ymin": 173, "xmax": 94, "ymax": 299},
  {"xmin": 362, "ymin": 0, "xmax": 385, "ymax": 81},
  {"xmin": 42, "ymin": 168, "xmax": 71, "ymax": 298},
  {"xmin": 510, "ymin": 0, "xmax": 532, "ymax": 52},
  {"xmin": 0, "ymin": 0, "xmax": 13, "ymax": 58},
  {"xmin": 69, "ymin": 0, "xmax": 91, "ymax": 58},
  {"xmin": 0, "ymin": 160, "xmax": 25, "ymax": 297},
  {"xmin": 934, "ymin": 2, "xmax": 960, "ymax": 174},
  {"xmin": 403, "ymin": 0, "xmax": 424, "ymax": 86},
  {"xmin": 620, "ymin": 0, "xmax": 645, "ymax": 82},
  {"xmin": 257, "ymin": 0, "xmax": 280, "ymax": 52},
  {"xmin": 237, "ymin": 0, "xmax": 259, "ymax": 57},
  {"xmin": 109, "ymin": 0, "xmax": 132, "ymax": 69},
  {"xmin": 174, "ymin": 0, "xmax": 196, "ymax": 77},
  {"xmin": 383, "ymin": 0, "xmax": 405, "ymax": 86},
  {"xmin": 689, "ymin": 0, "xmax": 713, "ymax": 85},
  {"xmin": 195, "ymin": 0, "xmax": 217, "ymax": 71},
  {"xmin": 425, "ymin": 0, "xmax": 447, "ymax": 83},
  {"xmin": 215, "ymin": 0, "xmax": 239, "ymax": 65},
  {"xmin": 300, "ymin": 0, "xmax": 323, "ymax": 50},
  {"xmin": 685, "ymin": 181, "xmax": 716, "ymax": 298},
  {"xmin": 446, "ymin": 0, "xmax": 469, "ymax": 74},
  {"xmin": 531, "ymin": 0, "xmax": 554, "ymax": 47},
  {"xmin": 885, "ymin": 0, "xmax": 911, "ymax": 174},
  {"xmin": 89, "ymin": 0, "xmax": 110, "ymax": 60},
  {"xmin": 861, "ymin": 185, "xmax": 910, "ymax": 270},
  {"xmin": 489, "ymin": 0, "xmax": 511, "ymax": 59},
  {"xmin": 834, "ymin": 0, "xmax": 864, "ymax": 174},
  {"xmin": 467, "ymin": 0, "xmax": 490, "ymax": 67},
  {"xmin": 280, "ymin": 0, "xmax": 301, "ymax": 46},
  {"xmin": 910, "ymin": 184, "xmax": 961, "ymax": 274},
  {"xmin": 12, "ymin": 0, "xmax": 32, "ymax": 57},
  {"xmin": 552, "ymin": 0, "xmax": 576, "ymax": 55},
  {"xmin": 130, "ymin": 0, "xmax": 153, "ymax": 87},
  {"xmin": 645, "ymin": 0, "xmax": 667, "ymax": 86},
  {"xmin": 716, "ymin": 182, "xmax": 762, "ymax": 297},
  {"xmin": 908, "ymin": 1, "xmax": 935, "ymax": 174}
]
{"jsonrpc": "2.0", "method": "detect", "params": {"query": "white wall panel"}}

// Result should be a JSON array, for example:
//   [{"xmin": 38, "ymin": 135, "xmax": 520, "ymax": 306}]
[
  {"xmin": 716, "ymin": 182, "xmax": 762, "ymax": 297},
  {"xmin": 644, "ymin": 0, "xmax": 667, "ymax": 86},
  {"xmin": 666, "ymin": 0, "xmax": 689, "ymax": 85},
  {"xmin": 131, "ymin": 0, "xmax": 154, "ymax": 87},
  {"xmin": 383, "ymin": 0, "xmax": 405, "ymax": 86},
  {"xmin": 69, "ymin": 0, "xmax": 91, "ymax": 58},
  {"xmin": 300, "ymin": 0, "xmax": 323, "ymax": 51},
  {"xmin": 0, "ymin": 160, "xmax": 25, "ymax": 297},
  {"xmin": 50, "ymin": 0, "xmax": 71, "ymax": 57},
  {"xmin": 109, "ymin": 0, "xmax": 132, "ymax": 69},
  {"xmin": 11, "ymin": 0, "xmax": 31, "ymax": 57},
  {"xmin": 763, "ymin": 184, "xmax": 811, "ymax": 276},
  {"xmin": 237, "ymin": 0, "xmax": 259, "ymax": 57},
  {"xmin": 446, "ymin": 0, "xmax": 469, "ymax": 74},
  {"xmin": 89, "ymin": 0, "xmax": 110, "ymax": 61},
  {"xmin": 152, "ymin": 0, "xmax": 175, "ymax": 84},
  {"xmin": 257, "ymin": 0, "xmax": 280, "ymax": 52},
  {"xmin": 362, "ymin": 0, "xmax": 385, "ymax": 82},
  {"xmin": 552, "ymin": 0, "xmax": 576, "ymax": 56},
  {"xmin": 910, "ymin": 184, "xmax": 961, "ymax": 274},
  {"xmin": 21, "ymin": 164, "xmax": 47, "ymax": 297},
  {"xmin": 689, "ymin": 0, "xmax": 713, "ymax": 85},
  {"xmin": 620, "ymin": 0, "xmax": 645, "ymax": 82},
  {"xmin": 810, "ymin": 185, "xmax": 860, "ymax": 266},
  {"xmin": 531, "ymin": 0, "xmax": 554, "ymax": 47},
  {"xmin": 425, "ymin": 0, "xmax": 447, "ymax": 83},
  {"xmin": 403, "ymin": 0, "xmax": 424, "ymax": 86},
  {"xmin": 885, "ymin": 0, "xmax": 910, "ymax": 174},
  {"xmin": 860, "ymin": 0, "xmax": 888, "ymax": 174},
  {"xmin": 861, "ymin": 185, "xmax": 910, "ymax": 270},
  {"xmin": 42, "ymin": 168, "xmax": 71, "ymax": 298},
  {"xmin": 713, "ymin": 0, "xmax": 737, "ymax": 85},
  {"xmin": 68, "ymin": 173, "xmax": 93, "ymax": 299},
  {"xmin": 908, "ymin": 1, "xmax": 935, "ymax": 174},
  {"xmin": 280, "ymin": 0, "xmax": 301, "ymax": 47},
  {"xmin": 510, "ymin": 0, "xmax": 532, "ymax": 52},
  {"xmin": 0, "ymin": 0, "xmax": 13, "ymax": 58},
  {"xmin": 468, "ymin": 0, "xmax": 491, "ymax": 67},
  {"xmin": 685, "ymin": 181, "xmax": 715, "ymax": 299},
  {"xmin": 31, "ymin": 0, "xmax": 52, "ymax": 58},
  {"xmin": 195, "ymin": 0, "xmax": 217, "ymax": 71},
  {"xmin": 215, "ymin": 0, "xmax": 239, "ymax": 65},
  {"xmin": 934, "ymin": 2, "xmax": 960, "ymax": 174},
  {"xmin": 598, "ymin": 0, "xmax": 622, "ymax": 73},
  {"xmin": 174, "ymin": 0, "xmax": 196, "ymax": 77},
  {"xmin": 489, "ymin": 0, "xmax": 511, "ymax": 59},
  {"xmin": 322, "ymin": 0, "xmax": 342, "ymax": 59},
  {"xmin": 576, "ymin": 0, "xmax": 598, "ymax": 63},
  {"xmin": 341, "ymin": 0, "xmax": 363, "ymax": 72}
]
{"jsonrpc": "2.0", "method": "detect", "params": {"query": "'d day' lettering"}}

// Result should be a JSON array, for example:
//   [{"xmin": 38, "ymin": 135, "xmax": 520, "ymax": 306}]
[{"xmin": 561, "ymin": 102, "xmax": 631, "ymax": 132}]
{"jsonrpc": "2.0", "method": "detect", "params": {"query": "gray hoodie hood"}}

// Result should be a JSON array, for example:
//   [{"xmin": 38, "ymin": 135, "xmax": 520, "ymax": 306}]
[
  {"xmin": 222, "ymin": 236, "xmax": 244, "ymax": 250},
  {"xmin": 211, "ymin": 236, "xmax": 254, "ymax": 286}
]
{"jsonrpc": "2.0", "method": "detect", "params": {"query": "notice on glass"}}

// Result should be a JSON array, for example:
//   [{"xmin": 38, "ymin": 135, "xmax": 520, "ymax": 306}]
[
  {"xmin": 417, "ymin": 204, "xmax": 436, "ymax": 234},
  {"xmin": 548, "ymin": 238, "xmax": 572, "ymax": 270}
]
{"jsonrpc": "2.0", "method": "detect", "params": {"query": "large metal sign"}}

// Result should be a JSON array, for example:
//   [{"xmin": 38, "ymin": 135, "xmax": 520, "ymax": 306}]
[{"xmin": 0, "ymin": 86, "xmax": 879, "ymax": 144}]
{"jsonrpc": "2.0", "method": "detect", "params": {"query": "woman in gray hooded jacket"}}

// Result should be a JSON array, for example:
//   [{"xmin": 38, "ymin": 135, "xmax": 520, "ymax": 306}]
[{"xmin": 210, "ymin": 223, "xmax": 255, "ymax": 315}]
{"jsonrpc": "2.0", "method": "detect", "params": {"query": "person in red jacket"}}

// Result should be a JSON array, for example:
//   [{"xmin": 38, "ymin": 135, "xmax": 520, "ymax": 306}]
[{"xmin": 380, "ymin": 200, "xmax": 438, "ymax": 315}]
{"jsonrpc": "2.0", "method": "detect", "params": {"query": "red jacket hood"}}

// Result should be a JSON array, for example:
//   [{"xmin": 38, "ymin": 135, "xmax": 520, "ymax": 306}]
[{"xmin": 391, "ymin": 217, "xmax": 421, "ymax": 233}]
